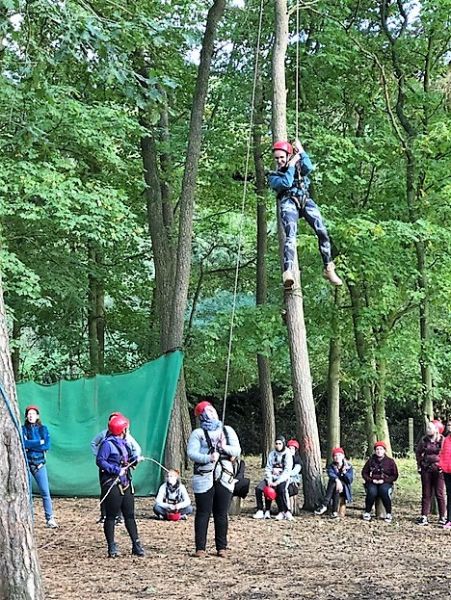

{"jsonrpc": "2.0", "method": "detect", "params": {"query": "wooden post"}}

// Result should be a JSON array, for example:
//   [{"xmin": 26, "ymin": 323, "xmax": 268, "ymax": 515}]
[{"xmin": 408, "ymin": 417, "xmax": 414, "ymax": 455}]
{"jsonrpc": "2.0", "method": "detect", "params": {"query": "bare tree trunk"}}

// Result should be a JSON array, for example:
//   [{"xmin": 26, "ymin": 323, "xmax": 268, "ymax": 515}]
[
  {"xmin": 272, "ymin": 0, "xmax": 323, "ymax": 509},
  {"xmin": 326, "ymin": 289, "xmax": 341, "ymax": 457},
  {"xmin": 348, "ymin": 283, "xmax": 376, "ymax": 452},
  {"xmin": 87, "ymin": 245, "xmax": 104, "ymax": 374},
  {"xmin": 11, "ymin": 315, "xmax": 20, "ymax": 380},
  {"xmin": 0, "ymin": 273, "xmax": 43, "ymax": 599},
  {"xmin": 141, "ymin": 0, "xmax": 226, "ymax": 468},
  {"xmin": 253, "ymin": 71, "xmax": 275, "ymax": 466}
]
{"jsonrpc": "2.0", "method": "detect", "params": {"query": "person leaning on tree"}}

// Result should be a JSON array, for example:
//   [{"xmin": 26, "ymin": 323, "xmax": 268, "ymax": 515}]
[
  {"xmin": 415, "ymin": 419, "xmax": 446, "ymax": 526},
  {"xmin": 361, "ymin": 441, "xmax": 398, "ymax": 523},
  {"xmin": 187, "ymin": 401, "xmax": 241, "ymax": 558},
  {"xmin": 268, "ymin": 138, "xmax": 342, "ymax": 289}
]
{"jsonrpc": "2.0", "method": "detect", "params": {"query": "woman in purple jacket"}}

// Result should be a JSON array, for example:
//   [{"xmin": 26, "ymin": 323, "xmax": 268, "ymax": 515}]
[
  {"xmin": 96, "ymin": 414, "xmax": 144, "ymax": 558},
  {"xmin": 362, "ymin": 441, "xmax": 398, "ymax": 523},
  {"xmin": 415, "ymin": 420, "xmax": 446, "ymax": 526}
]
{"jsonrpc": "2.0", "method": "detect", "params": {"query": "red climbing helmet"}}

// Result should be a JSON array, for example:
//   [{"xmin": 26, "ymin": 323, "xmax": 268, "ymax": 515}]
[
  {"xmin": 263, "ymin": 486, "xmax": 277, "ymax": 501},
  {"xmin": 273, "ymin": 141, "xmax": 293, "ymax": 155},
  {"xmin": 167, "ymin": 512, "xmax": 182, "ymax": 522},
  {"xmin": 194, "ymin": 401, "xmax": 212, "ymax": 417},
  {"xmin": 109, "ymin": 414, "xmax": 129, "ymax": 436},
  {"xmin": 287, "ymin": 439, "xmax": 300, "ymax": 450},
  {"xmin": 433, "ymin": 420, "xmax": 445, "ymax": 435}
]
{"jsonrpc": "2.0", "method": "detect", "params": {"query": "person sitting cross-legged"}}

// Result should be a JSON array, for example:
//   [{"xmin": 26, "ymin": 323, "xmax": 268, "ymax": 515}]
[
  {"xmin": 362, "ymin": 441, "xmax": 398, "ymax": 523},
  {"xmin": 154, "ymin": 469, "xmax": 193, "ymax": 521},
  {"xmin": 314, "ymin": 447, "xmax": 353, "ymax": 519}
]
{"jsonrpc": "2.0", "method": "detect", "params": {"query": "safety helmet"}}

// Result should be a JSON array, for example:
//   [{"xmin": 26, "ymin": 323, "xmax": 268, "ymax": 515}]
[
  {"xmin": 109, "ymin": 414, "xmax": 129, "ymax": 436},
  {"xmin": 108, "ymin": 411, "xmax": 122, "ymax": 421},
  {"xmin": 166, "ymin": 511, "xmax": 182, "ymax": 522},
  {"xmin": 432, "ymin": 419, "xmax": 445, "ymax": 435},
  {"xmin": 263, "ymin": 485, "xmax": 277, "ymax": 501},
  {"xmin": 25, "ymin": 405, "xmax": 40, "ymax": 416},
  {"xmin": 194, "ymin": 401, "xmax": 212, "ymax": 417},
  {"xmin": 287, "ymin": 439, "xmax": 300, "ymax": 450},
  {"xmin": 273, "ymin": 141, "xmax": 293, "ymax": 155}
]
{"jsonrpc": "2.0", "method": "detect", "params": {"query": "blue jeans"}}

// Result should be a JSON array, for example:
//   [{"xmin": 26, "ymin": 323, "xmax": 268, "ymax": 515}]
[
  {"xmin": 30, "ymin": 465, "xmax": 54, "ymax": 521},
  {"xmin": 365, "ymin": 482, "xmax": 393, "ymax": 514},
  {"xmin": 280, "ymin": 196, "xmax": 332, "ymax": 270}
]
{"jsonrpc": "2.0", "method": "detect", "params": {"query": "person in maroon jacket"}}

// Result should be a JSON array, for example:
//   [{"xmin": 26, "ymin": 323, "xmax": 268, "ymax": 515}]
[
  {"xmin": 415, "ymin": 420, "xmax": 446, "ymax": 526},
  {"xmin": 362, "ymin": 441, "xmax": 398, "ymax": 523},
  {"xmin": 438, "ymin": 430, "xmax": 451, "ymax": 528}
]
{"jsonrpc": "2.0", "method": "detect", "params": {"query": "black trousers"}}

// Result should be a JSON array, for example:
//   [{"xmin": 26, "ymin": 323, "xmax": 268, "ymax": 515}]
[
  {"xmin": 102, "ymin": 483, "xmax": 139, "ymax": 548},
  {"xmin": 194, "ymin": 481, "xmax": 232, "ymax": 552},
  {"xmin": 444, "ymin": 473, "xmax": 451, "ymax": 522},
  {"xmin": 364, "ymin": 483, "xmax": 393, "ymax": 514},
  {"xmin": 255, "ymin": 480, "xmax": 290, "ymax": 513},
  {"xmin": 323, "ymin": 479, "xmax": 341, "ymax": 512}
]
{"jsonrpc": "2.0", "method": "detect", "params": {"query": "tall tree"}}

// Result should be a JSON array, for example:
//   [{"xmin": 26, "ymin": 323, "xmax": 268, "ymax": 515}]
[{"xmin": 272, "ymin": 0, "xmax": 323, "ymax": 509}]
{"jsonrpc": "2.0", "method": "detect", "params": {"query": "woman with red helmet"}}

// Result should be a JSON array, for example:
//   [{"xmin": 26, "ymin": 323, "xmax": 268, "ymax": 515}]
[
  {"xmin": 22, "ymin": 405, "xmax": 58, "ymax": 528},
  {"xmin": 287, "ymin": 439, "xmax": 302, "ymax": 500},
  {"xmin": 91, "ymin": 412, "xmax": 142, "ymax": 524},
  {"xmin": 253, "ymin": 435, "xmax": 294, "ymax": 521},
  {"xmin": 96, "ymin": 414, "xmax": 144, "ymax": 558},
  {"xmin": 415, "ymin": 420, "xmax": 446, "ymax": 526},
  {"xmin": 268, "ymin": 138, "xmax": 342, "ymax": 288},
  {"xmin": 314, "ymin": 447, "xmax": 354, "ymax": 519},
  {"xmin": 187, "ymin": 401, "xmax": 241, "ymax": 558}
]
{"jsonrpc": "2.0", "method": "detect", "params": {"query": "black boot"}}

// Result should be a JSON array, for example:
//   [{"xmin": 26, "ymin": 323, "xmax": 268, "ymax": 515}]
[
  {"xmin": 108, "ymin": 542, "xmax": 119, "ymax": 558},
  {"xmin": 131, "ymin": 540, "xmax": 144, "ymax": 557}
]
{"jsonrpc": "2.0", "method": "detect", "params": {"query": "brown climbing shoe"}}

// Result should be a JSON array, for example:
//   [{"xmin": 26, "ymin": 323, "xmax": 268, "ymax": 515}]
[
  {"xmin": 217, "ymin": 549, "xmax": 228, "ymax": 558},
  {"xmin": 323, "ymin": 262, "xmax": 343, "ymax": 286},
  {"xmin": 192, "ymin": 550, "xmax": 207, "ymax": 558},
  {"xmin": 282, "ymin": 270, "xmax": 295, "ymax": 289}
]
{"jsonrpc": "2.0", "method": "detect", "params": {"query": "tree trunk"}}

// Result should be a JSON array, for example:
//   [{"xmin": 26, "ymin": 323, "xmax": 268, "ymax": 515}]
[
  {"xmin": 253, "ymin": 70, "xmax": 275, "ymax": 466},
  {"xmin": 272, "ymin": 0, "xmax": 323, "ymax": 509},
  {"xmin": 348, "ymin": 283, "xmax": 376, "ymax": 452},
  {"xmin": 142, "ymin": 0, "xmax": 226, "ymax": 468},
  {"xmin": 87, "ymin": 245, "xmax": 104, "ymax": 374},
  {"xmin": 0, "ymin": 273, "xmax": 43, "ymax": 599},
  {"xmin": 326, "ymin": 289, "xmax": 341, "ymax": 457},
  {"xmin": 374, "ymin": 353, "xmax": 392, "ymax": 454},
  {"xmin": 11, "ymin": 315, "xmax": 20, "ymax": 381}
]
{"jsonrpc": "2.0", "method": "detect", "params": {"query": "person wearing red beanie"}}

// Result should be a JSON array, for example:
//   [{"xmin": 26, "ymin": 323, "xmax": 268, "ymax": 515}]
[
  {"xmin": 362, "ymin": 442, "xmax": 398, "ymax": 522},
  {"xmin": 314, "ymin": 447, "xmax": 354, "ymax": 518}
]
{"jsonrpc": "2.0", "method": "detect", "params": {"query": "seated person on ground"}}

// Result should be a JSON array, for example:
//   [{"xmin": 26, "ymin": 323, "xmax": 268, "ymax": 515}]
[
  {"xmin": 253, "ymin": 435, "xmax": 294, "ymax": 521},
  {"xmin": 314, "ymin": 447, "xmax": 353, "ymax": 519},
  {"xmin": 362, "ymin": 441, "xmax": 398, "ymax": 523},
  {"xmin": 154, "ymin": 469, "xmax": 193, "ymax": 520}
]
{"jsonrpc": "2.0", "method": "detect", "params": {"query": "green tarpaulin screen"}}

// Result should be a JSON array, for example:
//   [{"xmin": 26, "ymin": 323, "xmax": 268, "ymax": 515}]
[{"xmin": 17, "ymin": 351, "xmax": 183, "ymax": 497}]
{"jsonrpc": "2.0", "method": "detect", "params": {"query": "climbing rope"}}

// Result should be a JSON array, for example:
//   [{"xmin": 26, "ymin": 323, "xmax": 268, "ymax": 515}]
[
  {"xmin": 295, "ymin": 0, "xmax": 300, "ymax": 140},
  {"xmin": 221, "ymin": 0, "xmax": 265, "ymax": 423}
]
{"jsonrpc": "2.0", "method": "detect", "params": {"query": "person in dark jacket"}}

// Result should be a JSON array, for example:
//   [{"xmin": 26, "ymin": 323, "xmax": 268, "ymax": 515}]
[
  {"xmin": 362, "ymin": 441, "xmax": 398, "ymax": 523},
  {"xmin": 268, "ymin": 139, "xmax": 342, "ymax": 289},
  {"xmin": 96, "ymin": 414, "xmax": 144, "ymax": 558},
  {"xmin": 22, "ymin": 405, "xmax": 58, "ymax": 528},
  {"xmin": 415, "ymin": 420, "xmax": 446, "ymax": 526},
  {"xmin": 315, "ymin": 447, "xmax": 354, "ymax": 519}
]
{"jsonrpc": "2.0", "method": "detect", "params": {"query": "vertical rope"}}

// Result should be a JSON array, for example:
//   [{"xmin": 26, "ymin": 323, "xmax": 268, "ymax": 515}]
[
  {"xmin": 222, "ymin": 0, "xmax": 265, "ymax": 423},
  {"xmin": 295, "ymin": 0, "xmax": 300, "ymax": 140}
]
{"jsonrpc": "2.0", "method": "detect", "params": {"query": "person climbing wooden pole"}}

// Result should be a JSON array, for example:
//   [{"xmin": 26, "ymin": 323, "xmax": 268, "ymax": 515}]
[
  {"xmin": 268, "ymin": 138, "xmax": 343, "ymax": 288},
  {"xmin": 271, "ymin": 0, "xmax": 324, "ymax": 510}
]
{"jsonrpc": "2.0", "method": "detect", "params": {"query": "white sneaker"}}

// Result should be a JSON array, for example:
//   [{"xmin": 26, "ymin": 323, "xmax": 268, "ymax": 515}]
[
  {"xmin": 264, "ymin": 510, "xmax": 271, "ymax": 519},
  {"xmin": 362, "ymin": 512, "xmax": 372, "ymax": 522},
  {"xmin": 384, "ymin": 513, "xmax": 393, "ymax": 523},
  {"xmin": 275, "ymin": 512, "xmax": 285, "ymax": 520},
  {"xmin": 253, "ymin": 510, "xmax": 265, "ymax": 519},
  {"xmin": 284, "ymin": 511, "xmax": 294, "ymax": 521},
  {"xmin": 330, "ymin": 512, "xmax": 339, "ymax": 519},
  {"xmin": 314, "ymin": 505, "xmax": 327, "ymax": 516},
  {"xmin": 46, "ymin": 517, "xmax": 58, "ymax": 529}
]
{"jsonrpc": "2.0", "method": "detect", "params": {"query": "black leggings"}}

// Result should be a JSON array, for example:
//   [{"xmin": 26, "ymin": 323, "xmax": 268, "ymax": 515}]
[
  {"xmin": 323, "ymin": 479, "xmax": 341, "ymax": 512},
  {"xmin": 102, "ymin": 483, "xmax": 138, "ymax": 547},
  {"xmin": 194, "ymin": 481, "xmax": 232, "ymax": 552},
  {"xmin": 444, "ymin": 473, "xmax": 451, "ymax": 522}
]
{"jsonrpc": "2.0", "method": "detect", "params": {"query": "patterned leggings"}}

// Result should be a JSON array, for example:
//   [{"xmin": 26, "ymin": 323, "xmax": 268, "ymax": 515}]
[{"xmin": 280, "ymin": 197, "xmax": 332, "ymax": 271}]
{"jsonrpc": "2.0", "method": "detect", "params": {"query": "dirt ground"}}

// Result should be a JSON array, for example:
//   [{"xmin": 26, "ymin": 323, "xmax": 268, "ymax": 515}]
[{"xmin": 35, "ymin": 457, "xmax": 451, "ymax": 600}]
